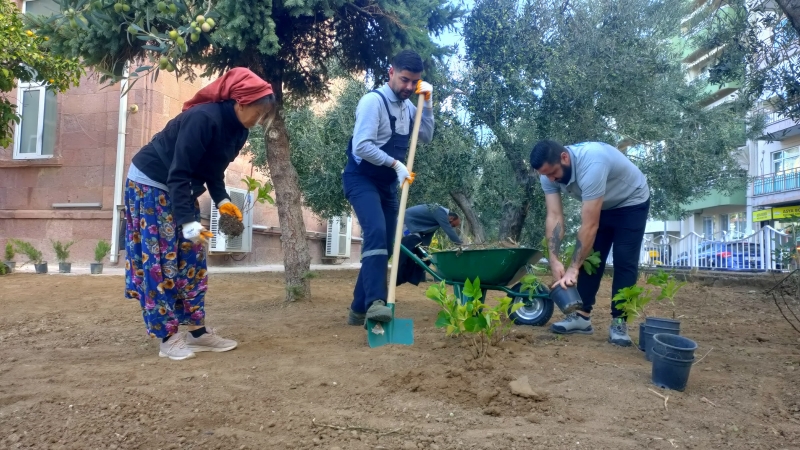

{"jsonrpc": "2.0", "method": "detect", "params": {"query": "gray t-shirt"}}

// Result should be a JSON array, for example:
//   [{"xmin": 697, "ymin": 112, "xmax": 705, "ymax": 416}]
[{"xmin": 540, "ymin": 142, "xmax": 649, "ymax": 210}]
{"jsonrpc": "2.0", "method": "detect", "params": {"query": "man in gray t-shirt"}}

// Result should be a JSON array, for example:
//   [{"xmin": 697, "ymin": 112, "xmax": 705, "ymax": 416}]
[{"xmin": 530, "ymin": 140, "xmax": 650, "ymax": 347}]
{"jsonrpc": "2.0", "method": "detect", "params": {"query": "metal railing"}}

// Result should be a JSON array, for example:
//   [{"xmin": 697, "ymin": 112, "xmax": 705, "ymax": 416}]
[
  {"xmin": 605, "ymin": 226, "xmax": 794, "ymax": 272},
  {"xmin": 756, "ymin": 97, "xmax": 800, "ymax": 126},
  {"xmin": 752, "ymin": 168, "xmax": 800, "ymax": 196}
]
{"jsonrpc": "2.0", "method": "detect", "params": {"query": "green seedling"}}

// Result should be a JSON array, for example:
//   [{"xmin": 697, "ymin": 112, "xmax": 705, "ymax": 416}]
[{"xmin": 427, "ymin": 277, "xmax": 522, "ymax": 359}]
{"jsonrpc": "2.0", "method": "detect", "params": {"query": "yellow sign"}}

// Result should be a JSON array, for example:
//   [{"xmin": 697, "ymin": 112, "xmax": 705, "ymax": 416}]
[
  {"xmin": 773, "ymin": 205, "xmax": 800, "ymax": 219},
  {"xmin": 753, "ymin": 209, "xmax": 773, "ymax": 222}
]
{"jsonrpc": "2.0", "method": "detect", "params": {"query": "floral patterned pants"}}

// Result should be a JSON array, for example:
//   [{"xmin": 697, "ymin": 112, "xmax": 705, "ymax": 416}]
[{"xmin": 124, "ymin": 180, "xmax": 207, "ymax": 339}]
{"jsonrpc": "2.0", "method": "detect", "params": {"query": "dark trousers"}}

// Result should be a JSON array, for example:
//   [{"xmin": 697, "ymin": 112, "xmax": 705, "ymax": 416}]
[
  {"xmin": 576, "ymin": 199, "xmax": 650, "ymax": 318},
  {"xmin": 343, "ymin": 172, "xmax": 399, "ymax": 314}
]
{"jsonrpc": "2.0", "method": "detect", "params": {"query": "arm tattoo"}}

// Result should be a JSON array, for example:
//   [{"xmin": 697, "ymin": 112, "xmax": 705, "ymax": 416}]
[
  {"xmin": 550, "ymin": 221, "xmax": 562, "ymax": 257},
  {"xmin": 572, "ymin": 238, "xmax": 583, "ymax": 264}
]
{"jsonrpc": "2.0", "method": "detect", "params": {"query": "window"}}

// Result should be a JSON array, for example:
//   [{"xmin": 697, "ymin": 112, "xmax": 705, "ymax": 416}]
[
  {"xmin": 720, "ymin": 214, "xmax": 729, "ymax": 236},
  {"xmin": 24, "ymin": 0, "xmax": 60, "ymax": 16},
  {"xmin": 772, "ymin": 146, "xmax": 800, "ymax": 173},
  {"xmin": 13, "ymin": 82, "xmax": 57, "ymax": 159},
  {"xmin": 13, "ymin": 0, "xmax": 60, "ymax": 160},
  {"xmin": 703, "ymin": 216, "xmax": 714, "ymax": 239}
]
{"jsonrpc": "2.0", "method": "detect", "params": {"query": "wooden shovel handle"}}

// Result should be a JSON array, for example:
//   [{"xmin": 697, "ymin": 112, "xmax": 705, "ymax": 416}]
[{"xmin": 387, "ymin": 94, "xmax": 426, "ymax": 305}]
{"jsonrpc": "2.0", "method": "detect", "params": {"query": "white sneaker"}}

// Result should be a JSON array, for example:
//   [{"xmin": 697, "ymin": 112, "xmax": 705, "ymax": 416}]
[
  {"xmin": 550, "ymin": 312, "xmax": 594, "ymax": 335},
  {"xmin": 185, "ymin": 328, "xmax": 238, "ymax": 353},
  {"xmin": 159, "ymin": 333, "xmax": 196, "ymax": 361}
]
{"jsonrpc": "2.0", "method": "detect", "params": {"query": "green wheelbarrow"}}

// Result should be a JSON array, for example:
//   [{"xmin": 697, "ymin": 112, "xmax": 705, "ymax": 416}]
[{"xmin": 400, "ymin": 245, "xmax": 555, "ymax": 326}]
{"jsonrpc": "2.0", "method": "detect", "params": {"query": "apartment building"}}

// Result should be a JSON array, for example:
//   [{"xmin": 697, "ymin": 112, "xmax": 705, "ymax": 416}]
[
  {"xmin": 0, "ymin": 0, "xmax": 361, "ymax": 266},
  {"xmin": 746, "ymin": 1, "xmax": 800, "ymax": 233},
  {"xmin": 643, "ymin": 0, "xmax": 748, "ymax": 244}
]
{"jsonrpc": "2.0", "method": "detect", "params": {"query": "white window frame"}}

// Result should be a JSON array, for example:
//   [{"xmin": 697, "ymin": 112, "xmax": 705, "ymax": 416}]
[
  {"xmin": 13, "ymin": 81, "xmax": 53, "ymax": 160},
  {"xmin": 771, "ymin": 146, "xmax": 800, "ymax": 174}
]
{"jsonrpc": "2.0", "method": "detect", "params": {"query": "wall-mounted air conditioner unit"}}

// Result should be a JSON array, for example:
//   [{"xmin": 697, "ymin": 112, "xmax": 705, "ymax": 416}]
[
  {"xmin": 208, "ymin": 187, "xmax": 253, "ymax": 253},
  {"xmin": 325, "ymin": 216, "xmax": 352, "ymax": 258}
]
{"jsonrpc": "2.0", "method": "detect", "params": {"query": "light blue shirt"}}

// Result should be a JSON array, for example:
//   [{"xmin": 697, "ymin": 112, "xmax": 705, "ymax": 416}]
[{"xmin": 351, "ymin": 84, "xmax": 434, "ymax": 166}]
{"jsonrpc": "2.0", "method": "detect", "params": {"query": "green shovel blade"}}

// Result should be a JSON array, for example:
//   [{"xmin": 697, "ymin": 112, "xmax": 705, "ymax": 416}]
[{"xmin": 366, "ymin": 304, "xmax": 414, "ymax": 348}]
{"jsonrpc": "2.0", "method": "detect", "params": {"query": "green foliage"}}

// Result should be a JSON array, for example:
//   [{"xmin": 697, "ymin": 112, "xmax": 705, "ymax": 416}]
[
  {"xmin": 613, "ymin": 285, "xmax": 652, "ymax": 323},
  {"xmin": 4, "ymin": 242, "xmax": 15, "ymax": 261},
  {"xmin": 461, "ymin": 0, "xmax": 750, "ymax": 233},
  {"xmin": 0, "ymin": 262, "xmax": 7, "ymax": 276},
  {"xmin": 0, "ymin": 0, "xmax": 83, "ymax": 148},
  {"xmin": 427, "ymin": 278, "xmax": 522, "ymax": 359},
  {"xmin": 240, "ymin": 175, "xmax": 275, "ymax": 212},
  {"xmin": 12, "ymin": 239, "xmax": 43, "ymax": 265},
  {"xmin": 540, "ymin": 237, "xmax": 602, "ymax": 275},
  {"xmin": 698, "ymin": 0, "xmax": 800, "ymax": 123},
  {"xmin": 613, "ymin": 269, "xmax": 687, "ymax": 322},
  {"xmin": 94, "ymin": 240, "xmax": 111, "ymax": 263},
  {"xmin": 31, "ymin": 0, "xmax": 462, "ymax": 100},
  {"xmin": 51, "ymin": 239, "xmax": 75, "ymax": 262},
  {"xmin": 773, "ymin": 223, "xmax": 800, "ymax": 270}
]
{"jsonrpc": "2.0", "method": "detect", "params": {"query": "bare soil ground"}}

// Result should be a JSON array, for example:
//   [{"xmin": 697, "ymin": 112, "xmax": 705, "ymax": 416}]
[{"xmin": 1, "ymin": 270, "xmax": 799, "ymax": 450}]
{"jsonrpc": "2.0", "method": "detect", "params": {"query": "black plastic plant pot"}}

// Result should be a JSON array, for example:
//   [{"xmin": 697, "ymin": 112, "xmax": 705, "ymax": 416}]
[
  {"xmin": 34, "ymin": 262, "xmax": 48, "ymax": 274},
  {"xmin": 651, "ymin": 345, "xmax": 695, "ymax": 392},
  {"xmin": 549, "ymin": 285, "xmax": 583, "ymax": 314},
  {"xmin": 643, "ymin": 326, "xmax": 680, "ymax": 362},
  {"xmin": 59, "ymin": 262, "xmax": 71, "ymax": 273},
  {"xmin": 645, "ymin": 316, "xmax": 681, "ymax": 331},
  {"xmin": 638, "ymin": 324, "xmax": 647, "ymax": 352},
  {"xmin": 90, "ymin": 263, "xmax": 104, "ymax": 275},
  {"xmin": 652, "ymin": 333, "xmax": 697, "ymax": 361}
]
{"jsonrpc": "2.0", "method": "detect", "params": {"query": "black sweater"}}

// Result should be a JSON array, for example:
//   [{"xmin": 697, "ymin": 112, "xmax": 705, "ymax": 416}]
[{"xmin": 131, "ymin": 100, "xmax": 248, "ymax": 226}]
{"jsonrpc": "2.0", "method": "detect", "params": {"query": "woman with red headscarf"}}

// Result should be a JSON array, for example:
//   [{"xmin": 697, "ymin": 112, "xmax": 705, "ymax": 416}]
[{"xmin": 123, "ymin": 68, "xmax": 275, "ymax": 361}]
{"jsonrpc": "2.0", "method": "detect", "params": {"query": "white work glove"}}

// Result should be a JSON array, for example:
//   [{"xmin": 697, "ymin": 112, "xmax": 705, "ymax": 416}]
[
  {"xmin": 182, "ymin": 221, "xmax": 213, "ymax": 244},
  {"xmin": 415, "ymin": 80, "xmax": 433, "ymax": 107},
  {"xmin": 391, "ymin": 160, "xmax": 415, "ymax": 187}
]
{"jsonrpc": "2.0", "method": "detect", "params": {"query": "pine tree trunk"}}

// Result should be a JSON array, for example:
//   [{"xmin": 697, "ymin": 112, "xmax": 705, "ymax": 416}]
[
  {"xmin": 450, "ymin": 190, "xmax": 486, "ymax": 243},
  {"xmin": 265, "ymin": 113, "xmax": 311, "ymax": 301}
]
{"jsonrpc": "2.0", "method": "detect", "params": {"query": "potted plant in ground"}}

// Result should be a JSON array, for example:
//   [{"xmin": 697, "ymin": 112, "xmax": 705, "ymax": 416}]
[
  {"xmin": 51, "ymin": 240, "xmax": 76, "ymax": 274},
  {"xmin": 91, "ymin": 240, "xmax": 111, "ymax": 274},
  {"xmin": 4, "ymin": 242, "xmax": 15, "ymax": 274},
  {"xmin": 13, "ymin": 239, "xmax": 47, "ymax": 274},
  {"xmin": 614, "ymin": 269, "xmax": 686, "ymax": 360}
]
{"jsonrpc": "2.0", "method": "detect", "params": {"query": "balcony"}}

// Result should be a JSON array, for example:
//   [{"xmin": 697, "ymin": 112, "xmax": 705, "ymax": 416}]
[
  {"xmin": 755, "ymin": 99, "xmax": 800, "ymax": 141},
  {"xmin": 753, "ymin": 169, "xmax": 800, "ymax": 196},
  {"xmin": 683, "ymin": 187, "xmax": 746, "ymax": 211},
  {"xmin": 676, "ymin": 4, "xmax": 735, "ymax": 63}
]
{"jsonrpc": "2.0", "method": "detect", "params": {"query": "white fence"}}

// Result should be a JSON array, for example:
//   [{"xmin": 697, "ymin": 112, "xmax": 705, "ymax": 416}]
[{"xmin": 605, "ymin": 226, "xmax": 796, "ymax": 272}]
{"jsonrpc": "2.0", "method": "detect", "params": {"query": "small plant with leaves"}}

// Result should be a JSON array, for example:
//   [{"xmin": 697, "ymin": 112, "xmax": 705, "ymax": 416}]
[
  {"xmin": 12, "ymin": 239, "xmax": 43, "ymax": 265},
  {"xmin": 613, "ymin": 285, "xmax": 652, "ymax": 323},
  {"xmin": 51, "ymin": 240, "xmax": 75, "ymax": 263},
  {"xmin": 614, "ymin": 269, "xmax": 687, "ymax": 322},
  {"xmin": 241, "ymin": 176, "xmax": 275, "ymax": 212},
  {"xmin": 540, "ymin": 237, "xmax": 602, "ymax": 275},
  {"xmin": 4, "ymin": 242, "xmax": 14, "ymax": 261},
  {"xmin": 94, "ymin": 240, "xmax": 111, "ymax": 263},
  {"xmin": 427, "ymin": 277, "xmax": 522, "ymax": 359},
  {"xmin": 646, "ymin": 270, "xmax": 686, "ymax": 319},
  {"xmin": 520, "ymin": 268, "xmax": 545, "ymax": 299}
]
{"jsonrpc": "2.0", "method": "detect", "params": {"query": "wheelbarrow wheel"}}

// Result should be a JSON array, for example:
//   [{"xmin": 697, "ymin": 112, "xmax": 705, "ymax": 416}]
[{"xmin": 508, "ymin": 283, "xmax": 553, "ymax": 327}]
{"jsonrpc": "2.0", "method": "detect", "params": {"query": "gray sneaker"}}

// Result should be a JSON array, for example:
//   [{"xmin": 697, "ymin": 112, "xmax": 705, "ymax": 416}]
[
  {"xmin": 365, "ymin": 300, "xmax": 393, "ymax": 323},
  {"xmin": 608, "ymin": 318, "xmax": 633, "ymax": 347},
  {"xmin": 347, "ymin": 309, "xmax": 366, "ymax": 326},
  {"xmin": 159, "ymin": 333, "xmax": 196, "ymax": 361},
  {"xmin": 550, "ymin": 312, "xmax": 593, "ymax": 334}
]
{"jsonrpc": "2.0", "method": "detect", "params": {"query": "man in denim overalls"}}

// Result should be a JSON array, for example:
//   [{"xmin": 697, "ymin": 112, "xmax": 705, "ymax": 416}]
[{"xmin": 342, "ymin": 50, "xmax": 435, "ymax": 326}]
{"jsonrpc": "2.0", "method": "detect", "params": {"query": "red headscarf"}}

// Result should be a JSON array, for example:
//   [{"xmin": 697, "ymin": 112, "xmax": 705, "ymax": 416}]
[{"xmin": 182, "ymin": 67, "xmax": 274, "ymax": 112}]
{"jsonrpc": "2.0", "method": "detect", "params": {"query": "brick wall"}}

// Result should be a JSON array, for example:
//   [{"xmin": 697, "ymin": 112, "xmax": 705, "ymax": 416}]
[{"xmin": 1, "ymin": 57, "xmax": 361, "ymax": 265}]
